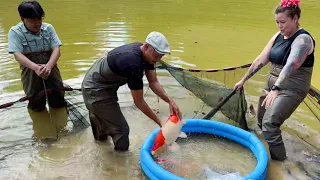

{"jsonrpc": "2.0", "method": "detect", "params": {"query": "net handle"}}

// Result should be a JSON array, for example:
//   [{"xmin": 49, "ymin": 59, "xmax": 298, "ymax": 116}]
[
  {"xmin": 0, "ymin": 87, "xmax": 82, "ymax": 109},
  {"xmin": 158, "ymin": 60, "xmax": 252, "ymax": 72},
  {"xmin": 203, "ymin": 89, "xmax": 237, "ymax": 119},
  {"xmin": 159, "ymin": 60, "xmax": 320, "ymax": 103}
]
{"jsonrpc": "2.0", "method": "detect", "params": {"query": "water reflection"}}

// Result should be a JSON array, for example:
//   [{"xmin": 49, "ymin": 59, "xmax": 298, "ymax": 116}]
[
  {"xmin": 0, "ymin": 0, "xmax": 319, "ymax": 179},
  {"xmin": 0, "ymin": 23, "xmax": 21, "ymax": 92},
  {"xmin": 0, "ymin": 102, "xmax": 38, "ymax": 180},
  {"xmin": 95, "ymin": 21, "xmax": 132, "ymax": 52}
]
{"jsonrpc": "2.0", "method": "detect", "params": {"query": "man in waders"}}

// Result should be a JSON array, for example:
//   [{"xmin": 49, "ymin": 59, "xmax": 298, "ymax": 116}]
[
  {"xmin": 8, "ymin": 1, "xmax": 68, "ymax": 140},
  {"xmin": 82, "ymin": 31, "xmax": 182, "ymax": 151}
]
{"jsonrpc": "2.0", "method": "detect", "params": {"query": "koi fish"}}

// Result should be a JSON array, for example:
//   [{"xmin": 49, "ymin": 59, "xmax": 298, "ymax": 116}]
[{"xmin": 151, "ymin": 113, "xmax": 187, "ymax": 155}]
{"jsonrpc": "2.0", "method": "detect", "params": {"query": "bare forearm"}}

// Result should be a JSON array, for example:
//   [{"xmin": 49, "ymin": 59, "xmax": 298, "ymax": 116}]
[
  {"xmin": 242, "ymin": 59, "xmax": 265, "ymax": 82},
  {"xmin": 47, "ymin": 47, "xmax": 60, "ymax": 68},
  {"xmin": 13, "ymin": 52, "xmax": 38, "ymax": 71},
  {"xmin": 135, "ymin": 100, "xmax": 162, "ymax": 126},
  {"xmin": 149, "ymin": 81, "xmax": 171, "ymax": 103}
]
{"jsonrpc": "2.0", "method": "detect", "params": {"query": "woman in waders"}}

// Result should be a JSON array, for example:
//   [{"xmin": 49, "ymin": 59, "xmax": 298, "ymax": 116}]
[
  {"xmin": 234, "ymin": 0, "xmax": 315, "ymax": 161},
  {"xmin": 8, "ymin": 1, "xmax": 68, "ymax": 140}
]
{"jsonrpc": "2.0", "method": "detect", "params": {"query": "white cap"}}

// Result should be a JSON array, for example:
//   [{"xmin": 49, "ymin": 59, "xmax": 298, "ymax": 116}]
[{"xmin": 145, "ymin": 31, "xmax": 170, "ymax": 54}]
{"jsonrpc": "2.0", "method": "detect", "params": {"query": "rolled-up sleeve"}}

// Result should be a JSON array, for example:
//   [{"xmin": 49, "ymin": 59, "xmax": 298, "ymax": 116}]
[
  {"xmin": 8, "ymin": 29, "xmax": 23, "ymax": 54},
  {"xmin": 48, "ymin": 24, "xmax": 62, "ymax": 48}
]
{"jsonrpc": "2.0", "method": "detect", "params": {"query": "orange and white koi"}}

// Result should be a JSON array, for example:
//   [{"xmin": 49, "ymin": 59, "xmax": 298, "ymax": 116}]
[{"xmin": 151, "ymin": 113, "xmax": 187, "ymax": 155}]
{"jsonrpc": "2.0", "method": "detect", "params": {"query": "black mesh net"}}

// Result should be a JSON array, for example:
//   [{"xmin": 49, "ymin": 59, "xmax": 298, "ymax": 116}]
[
  {"xmin": 157, "ymin": 60, "xmax": 249, "ymax": 130},
  {"xmin": 62, "ymin": 84, "xmax": 91, "ymax": 132},
  {"xmin": 156, "ymin": 60, "xmax": 320, "ymax": 134},
  {"xmin": 304, "ymin": 86, "xmax": 320, "ymax": 121}
]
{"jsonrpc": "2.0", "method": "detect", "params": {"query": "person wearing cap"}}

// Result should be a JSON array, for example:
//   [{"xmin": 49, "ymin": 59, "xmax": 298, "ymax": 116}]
[{"xmin": 81, "ymin": 31, "xmax": 182, "ymax": 151}]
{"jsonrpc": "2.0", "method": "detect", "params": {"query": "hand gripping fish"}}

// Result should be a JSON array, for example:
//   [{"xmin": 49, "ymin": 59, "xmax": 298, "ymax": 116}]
[{"xmin": 151, "ymin": 113, "xmax": 187, "ymax": 155}]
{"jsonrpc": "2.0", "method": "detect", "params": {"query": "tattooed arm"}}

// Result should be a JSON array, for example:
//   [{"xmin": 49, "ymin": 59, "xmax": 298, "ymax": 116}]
[
  {"xmin": 274, "ymin": 34, "xmax": 314, "ymax": 87},
  {"xmin": 241, "ymin": 59, "xmax": 266, "ymax": 82},
  {"xmin": 262, "ymin": 34, "xmax": 314, "ymax": 108}
]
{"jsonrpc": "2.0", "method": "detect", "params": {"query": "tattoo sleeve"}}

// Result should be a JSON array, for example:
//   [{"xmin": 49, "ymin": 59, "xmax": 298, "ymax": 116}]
[
  {"xmin": 274, "ymin": 34, "xmax": 313, "ymax": 87},
  {"xmin": 243, "ymin": 62, "xmax": 265, "ymax": 81}
]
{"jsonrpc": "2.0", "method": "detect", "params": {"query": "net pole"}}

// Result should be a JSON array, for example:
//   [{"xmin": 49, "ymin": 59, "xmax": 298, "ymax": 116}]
[
  {"xmin": 203, "ymin": 89, "xmax": 237, "ymax": 120},
  {"xmin": 43, "ymin": 79, "xmax": 59, "ymax": 140}
]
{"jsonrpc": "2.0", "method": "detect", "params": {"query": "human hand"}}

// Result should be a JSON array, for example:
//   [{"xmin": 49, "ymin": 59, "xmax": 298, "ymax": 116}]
[
  {"xmin": 34, "ymin": 65, "xmax": 47, "ymax": 79},
  {"xmin": 41, "ymin": 64, "xmax": 52, "ymax": 79},
  {"xmin": 169, "ymin": 99, "xmax": 182, "ymax": 120},
  {"xmin": 261, "ymin": 89, "xmax": 278, "ymax": 108},
  {"xmin": 234, "ymin": 79, "xmax": 245, "ymax": 91}
]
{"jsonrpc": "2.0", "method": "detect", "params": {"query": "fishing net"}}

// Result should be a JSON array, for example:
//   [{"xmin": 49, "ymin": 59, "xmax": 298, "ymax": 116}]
[
  {"xmin": 156, "ymin": 60, "xmax": 320, "ymax": 132},
  {"xmin": 0, "ymin": 81, "xmax": 90, "ymax": 134},
  {"xmin": 157, "ymin": 60, "xmax": 250, "ymax": 130},
  {"xmin": 61, "ymin": 83, "xmax": 91, "ymax": 132},
  {"xmin": 304, "ymin": 86, "xmax": 320, "ymax": 121}
]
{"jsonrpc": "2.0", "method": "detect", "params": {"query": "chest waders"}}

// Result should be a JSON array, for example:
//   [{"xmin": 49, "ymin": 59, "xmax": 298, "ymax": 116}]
[
  {"xmin": 20, "ymin": 27, "xmax": 68, "ymax": 140},
  {"xmin": 257, "ymin": 63, "xmax": 312, "ymax": 160},
  {"xmin": 82, "ymin": 53, "xmax": 131, "ymax": 151}
]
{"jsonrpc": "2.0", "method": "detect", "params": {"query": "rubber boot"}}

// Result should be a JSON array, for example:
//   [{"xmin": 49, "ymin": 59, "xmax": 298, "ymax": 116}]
[
  {"xmin": 269, "ymin": 143, "xmax": 287, "ymax": 161},
  {"xmin": 113, "ymin": 133, "xmax": 129, "ymax": 151}
]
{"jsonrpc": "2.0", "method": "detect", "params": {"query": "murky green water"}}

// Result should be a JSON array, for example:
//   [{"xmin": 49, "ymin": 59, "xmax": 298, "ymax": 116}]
[{"xmin": 0, "ymin": 0, "xmax": 319, "ymax": 180}]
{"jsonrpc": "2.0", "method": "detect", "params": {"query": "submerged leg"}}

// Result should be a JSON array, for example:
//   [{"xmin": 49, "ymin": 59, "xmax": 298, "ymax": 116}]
[
  {"xmin": 91, "ymin": 99, "xmax": 130, "ymax": 151},
  {"xmin": 28, "ymin": 107, "xmax": 68, "ymax": 140},
  {"xmin": 88, "ymin": 111, "xmax": 109, "ymax": 141},
  {"xmin": 50, "ymin": 107, "xmax": 68, "ymax": 134},
  {"xmin": 28, "ymin": 108, "xmax": 58, "ymax": 140}
]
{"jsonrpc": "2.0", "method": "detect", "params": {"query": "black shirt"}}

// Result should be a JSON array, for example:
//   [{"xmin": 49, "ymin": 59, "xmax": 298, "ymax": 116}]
[
  {"xmin": 107, "ymin": 42, "xmax": 155, "ymax": 90},
  {"xmin": 269, "ymin": 29, "xmax": 315, "ymax": 67}
]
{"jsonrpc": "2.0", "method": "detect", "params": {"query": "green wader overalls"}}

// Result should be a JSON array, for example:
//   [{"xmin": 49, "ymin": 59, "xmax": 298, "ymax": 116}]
[
  {"xmin": 82, "ymin": 53, "xmax": 130, "ymax": 151},
  {"xmin": 19, "ymin": 26, "xmax": 68, "ymax": 139},
  {"xmin": 257, "ymin": 63, "xmax": 312, "ymax": 160}
]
